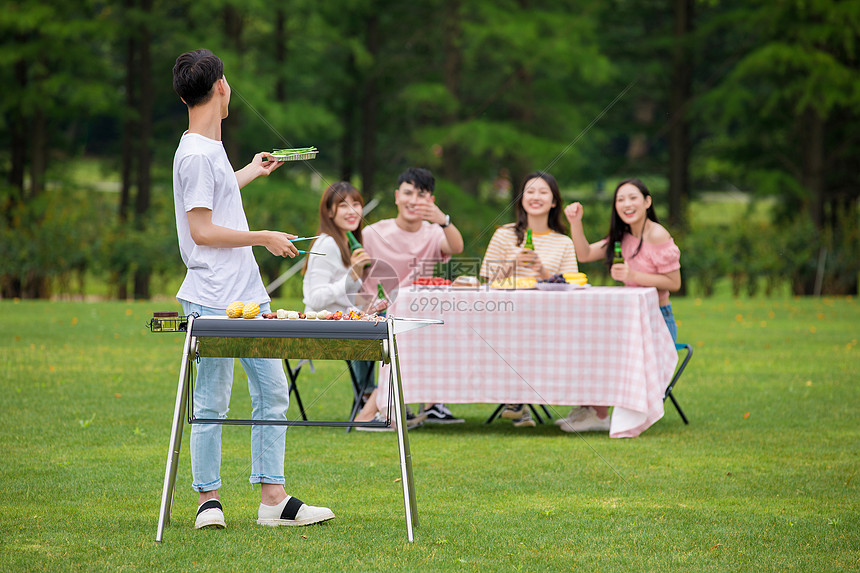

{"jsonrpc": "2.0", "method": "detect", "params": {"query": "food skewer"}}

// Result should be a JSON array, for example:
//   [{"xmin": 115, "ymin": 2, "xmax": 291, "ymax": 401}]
[{"xmin": 263, "ymin": 146, "xmax": 319, "ymax": 161}]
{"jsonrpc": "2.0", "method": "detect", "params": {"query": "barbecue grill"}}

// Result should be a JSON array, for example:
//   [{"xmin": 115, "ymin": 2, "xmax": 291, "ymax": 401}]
[{"xmin": 153, "ymin": 314, "xmax": 441, "ymax": 543}]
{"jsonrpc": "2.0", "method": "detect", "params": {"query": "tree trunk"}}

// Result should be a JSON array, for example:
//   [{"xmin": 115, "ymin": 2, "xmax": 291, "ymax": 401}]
[
  {"xmin": 274, "ymin": 10, "xmax": 287, "ymax": 102},
  {"xmin": 117, "ymin": 0, "xmax": 138, "ymax": 300},
  {"xmin": 802, "ymin": 106, "xmax": 825, "ymax": 232},
  {"xmin": 120, "ymin": 31, "xmax": 136, "ymax": 224},
  {"xmin": 133, "ymin": 0, "xmax": 153, "ymax": 300},
  {"xmin": 222, "ymin": 5, "xmax": 243, "ymax": 163},
  {"xmin": 795, "ymin": 106, "xmax": 826, "ymax": 295},
  {"xmin": 441, "ymin": 0, "xmax": 462, "ymax": 184},
  {"xmin": 29, "ymin": 107, "xmax": 47, "ymax": 198},
  {"xmin": 668, "ymin": 0, "xmax": 693, "ymax": 231},
  {"xmin": 9, "ymin": 55, "xmax": 28, "ymax": 203},
  {"xmin": 360, "ymin": 13, "xmax": 379, "ymax": 197},
  {"xmin": 339, "ymin": 52, "xmax": 357, "ymax": 183}
]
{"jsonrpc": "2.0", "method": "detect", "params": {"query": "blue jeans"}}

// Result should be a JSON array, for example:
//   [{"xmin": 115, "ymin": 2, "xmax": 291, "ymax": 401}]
[
  {"xmin": 660, "ymin": 303, "xmax": 678, "ymax": 344},
  {"xmin": 180, "ymin": 300, "xmax": 289, "ymax": 492}
]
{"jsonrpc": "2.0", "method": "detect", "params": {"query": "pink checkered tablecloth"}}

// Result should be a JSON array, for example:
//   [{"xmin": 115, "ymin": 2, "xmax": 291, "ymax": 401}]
[{"xmin": 383, "ymin": 286, "xmax": 678, "ymax": 438}]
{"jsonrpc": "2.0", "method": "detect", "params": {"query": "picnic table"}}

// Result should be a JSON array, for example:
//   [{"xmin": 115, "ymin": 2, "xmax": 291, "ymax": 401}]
[{"xmin": 384, "ymin": 286, "xmax": 678, "ymax": 438}]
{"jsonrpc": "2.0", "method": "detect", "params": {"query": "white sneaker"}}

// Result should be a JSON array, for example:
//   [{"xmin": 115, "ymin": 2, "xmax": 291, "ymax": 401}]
[
  {"xmin": 559, "ymin": 407, "xmax": 610, "ymax": 433},
  {"xmin": 257, "ymin": 495, "xmax": 335, "ymax": 527},
  {"xmin": 554, "ymin": 406, "xmax": 587, "ymax": 426},
  {"xmin": 195, "ymin": 499, "xmax": 226, "ymax": 529}
]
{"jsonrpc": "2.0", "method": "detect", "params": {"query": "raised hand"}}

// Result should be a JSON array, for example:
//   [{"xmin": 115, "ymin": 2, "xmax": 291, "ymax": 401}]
[
  {"xmin": 564, "ymin": 202, "xmax": 583, "ymax": 224},
  {"xmin": 413, "ymin": 201, "xmax": 447, "ymax": 225}
]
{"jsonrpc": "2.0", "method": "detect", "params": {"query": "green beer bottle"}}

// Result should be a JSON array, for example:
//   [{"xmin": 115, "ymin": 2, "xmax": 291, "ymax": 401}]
[
  {"xmin": 524, "ymin": 228, "xmax": 535, "ymax": 250},
  {"xmin": 346, "ymin": 230, "xmax": 362, "ymax": 252},
  {"xmin": 376, "ymin": 283, "xmax": 389, "ymax": 317},
  {"xmin": 613, "ymin": 241, "xmax": 624, "ymax": 265},
  {"xmin": 347, "ymin": 230, "xmax": 371, "ymax": 268}
]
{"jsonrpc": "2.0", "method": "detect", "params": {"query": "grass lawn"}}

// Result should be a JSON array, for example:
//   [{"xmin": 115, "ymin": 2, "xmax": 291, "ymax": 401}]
[{"xmin": 0, "ymin": 295, "xmax": 857, "ymax": 572}]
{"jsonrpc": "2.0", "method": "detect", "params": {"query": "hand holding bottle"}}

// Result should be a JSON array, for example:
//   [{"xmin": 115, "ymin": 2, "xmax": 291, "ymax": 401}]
[
  {"xmin": 368, "ymin": 283, "xmax": 390, "ymax": 316},
  {"xmin": 610, "ymin": 262, "xmax": 633, "ymax": 283},
  {"xmin": 346, "ymin": 230, "xmax": 372, "ymax": 276},
  {"xmin": 349, "ymin": 248, "xmax": 371, "ymax": 280},
  {"xmin": 516, "ymin": 248, "xmax": 543, "ymax": 273}
]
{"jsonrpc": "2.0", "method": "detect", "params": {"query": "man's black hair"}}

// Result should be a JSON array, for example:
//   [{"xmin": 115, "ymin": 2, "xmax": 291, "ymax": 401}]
[
  {"xmin": 172, "ymin": 49, "xmax": 224, "ymax": 108},
  {"xmin": 397, "ymin": 167, "xmax": 435, "ymax": 193}
]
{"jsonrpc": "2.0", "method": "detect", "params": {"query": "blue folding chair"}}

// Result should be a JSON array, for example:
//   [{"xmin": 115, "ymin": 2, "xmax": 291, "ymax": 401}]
[{"xmin": 664, "ymin": 343, "xmax": 692, "ymax": 424}]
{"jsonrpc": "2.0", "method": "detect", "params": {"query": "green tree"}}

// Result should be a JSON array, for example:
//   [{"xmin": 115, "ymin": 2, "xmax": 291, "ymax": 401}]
[
  {"xmin": 401, "ymin": 1, "xmax": 613, "ymax": 202},
  {"xmin": 0, "ymin": 0, "xmax": 115, "ymax": 297},
  {"xmin": 698, "ymin": 0, "xmax": 860, "ymax": 294}
]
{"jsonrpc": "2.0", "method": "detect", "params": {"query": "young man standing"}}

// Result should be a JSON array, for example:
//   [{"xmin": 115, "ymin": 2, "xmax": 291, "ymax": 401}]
[
  {"xmin": 362, "ymin": 167, "xmax": 466, "ymax": 423},
  {"xmin": 171, "ymin": 49, "xmax": 334, "ymax": 530}
]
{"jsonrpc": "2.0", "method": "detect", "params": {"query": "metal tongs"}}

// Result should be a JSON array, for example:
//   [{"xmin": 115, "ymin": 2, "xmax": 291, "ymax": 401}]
[{"xmin": 291, "ymin": 236, "xmax": 325, "ymax": 256}]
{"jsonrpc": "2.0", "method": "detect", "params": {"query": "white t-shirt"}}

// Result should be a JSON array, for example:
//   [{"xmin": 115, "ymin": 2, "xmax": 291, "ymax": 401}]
[
  {"xmin": 302, "ymin": 233, "xmax": 363, "ymax": 313},
  {"xmin": 172, "ymin": 132, "xmax": 269, "ymax": 308}
]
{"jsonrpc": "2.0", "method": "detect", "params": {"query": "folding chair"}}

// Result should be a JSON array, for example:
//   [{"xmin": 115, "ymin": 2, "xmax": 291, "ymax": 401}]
[
  {"xmin": 284, "ymin": 358, "xmax": 309, "ymax": 421},
  {"xmin": 664, "ymin": 343, "xmax": 692, "ymax": 424},
  {"xmin": 485, "ymin": 404, "xmax": 554, "ymax": 425}
]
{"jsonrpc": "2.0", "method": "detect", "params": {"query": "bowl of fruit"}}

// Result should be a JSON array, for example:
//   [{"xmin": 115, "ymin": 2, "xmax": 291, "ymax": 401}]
[{"xmin": 536, "ymin": 274, "xmax": 573, "ymax": 291}]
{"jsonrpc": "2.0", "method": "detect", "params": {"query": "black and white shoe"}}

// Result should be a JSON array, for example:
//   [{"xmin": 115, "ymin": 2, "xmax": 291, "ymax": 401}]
[
  {"xmin": 195, "ymin": 499, "xmax": 226, "ymax": 530},
  {"xmin": 423, "ymin": 404, "xmax": 465, "ymax": 424},
  {"xmin": 257, "ymin": 496, "xmax": 335, "ymax": 526},
  {"xmin": 500, "ymin": 404, "xmax": 525, "ymax": 420},
  {"xmin": 512, "ymin": 408, "xmax": 536, "ymax": 428}
]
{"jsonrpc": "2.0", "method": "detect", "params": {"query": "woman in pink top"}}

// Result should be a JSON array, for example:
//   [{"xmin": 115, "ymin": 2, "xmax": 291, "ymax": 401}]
[{"xmin": 559, "ymin": 178, "xmax": 682, "ymax": 433}]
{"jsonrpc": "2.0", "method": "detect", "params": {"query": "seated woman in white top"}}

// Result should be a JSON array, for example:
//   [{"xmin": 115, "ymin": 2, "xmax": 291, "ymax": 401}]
[{"xmin": 302, "ymin": 182, "xmax": 374, "ymax": 397}]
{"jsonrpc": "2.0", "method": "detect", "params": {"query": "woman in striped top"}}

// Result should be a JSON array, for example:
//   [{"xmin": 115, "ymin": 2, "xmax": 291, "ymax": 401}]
[
  {"xmin": 479, "ymin": 171, "xmax": 579, "ymax": 428},
  {"xmin": 479, "ymin": 171, "xmax": 578, "ymax": 283}
]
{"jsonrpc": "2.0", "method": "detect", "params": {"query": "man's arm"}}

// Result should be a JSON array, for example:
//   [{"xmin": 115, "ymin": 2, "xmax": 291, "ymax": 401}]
[
  {"xmin": 186, "ymin": 208, "xmax": 299, "ymax": 257},
  {"xmin": 439, "ymin": 223, "xmax": 464, "ymax": 255},
  {"xmin": 417, "ymin": 202, "xmax": 464, "ymax": 255},
  {"xmin": 234, "ymin": 153, "xmax": 283, "ymax": 189}
]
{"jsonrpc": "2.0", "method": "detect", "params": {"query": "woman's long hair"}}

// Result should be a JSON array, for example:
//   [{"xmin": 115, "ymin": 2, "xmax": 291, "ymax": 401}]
[
  {"xmin": 604, "ymin": 178, "xmax": 658, "ymax": 269},
  {"xmin": 302, "ymin": 181, "xmax": 365, "ymax": 274},
  {"xmin": 513, "ymin": 171, "xmax": 567, "ymax": 245}
]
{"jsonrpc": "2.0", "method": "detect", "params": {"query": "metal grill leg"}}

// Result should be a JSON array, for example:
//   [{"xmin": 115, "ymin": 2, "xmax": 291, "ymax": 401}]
[
  {"xmin": 388, "ymin": 326, "xmax": 417, "ymax": 541},
  {"xmin": 156, "ymin": 327, "xmax": 196, "ymax": 542}
]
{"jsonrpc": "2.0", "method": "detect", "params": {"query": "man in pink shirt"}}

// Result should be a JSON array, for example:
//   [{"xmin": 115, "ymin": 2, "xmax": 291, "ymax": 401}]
[{"xmin": 362, "ymin": 167, "xmax": 465, "ymax": 423}]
